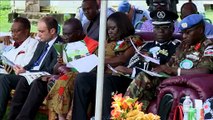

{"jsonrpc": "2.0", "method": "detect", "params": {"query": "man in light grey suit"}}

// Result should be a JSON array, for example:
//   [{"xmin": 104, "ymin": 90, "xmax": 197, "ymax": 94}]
[{"xmin": 82, "ymin": 0, "xmax": 100, "ymax": 41}]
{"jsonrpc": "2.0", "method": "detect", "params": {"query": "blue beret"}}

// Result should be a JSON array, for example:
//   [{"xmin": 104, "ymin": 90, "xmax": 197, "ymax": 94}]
[
  {"xmin": 179, "ymin": 14, "xmax": 204, "ymax": 31},
  {"xmin": 118, "ymin": 1, "xmax": 130, "ymax": 13}
]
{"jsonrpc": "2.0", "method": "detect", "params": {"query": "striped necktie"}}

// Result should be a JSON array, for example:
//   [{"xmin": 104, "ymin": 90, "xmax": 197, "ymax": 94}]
[{"xmin": 33, "ymin": 43, "xmax": 49, "ymax": 67}]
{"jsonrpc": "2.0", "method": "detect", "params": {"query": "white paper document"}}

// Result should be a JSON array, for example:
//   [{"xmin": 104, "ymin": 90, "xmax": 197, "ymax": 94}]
[
  {"xmin": 130, "ymin": 39, "xmax": 160, "ymax": 64},
  {"xmin": 20, "ymin": 71, "xmax": 50, "ymax": 85},
  {"xmin": 1, "ymin": 55, "xmax": 15, "ymax": 67},
  {"xmin": 136, "ymin": 67, "xmax": 169, "ymax": 77},
  {"xmin": 66, "ymin": 54, "xmax": 98, "ymax": 73},
  {"xmin": 107, "ymin": 64, "xmax": 130, "ymax": 77},
  {"xmin": 107, "ymin": 64, "xmax": 119, "ymax": 74},
  {"xmin": 139, "ymin": 53, "xmax": 160, "ymax": 65},
  {"xmin": 0, "ymin": 68, "xmax": 8, "ymax": 74},
  {"xmin": 65, "ymin": 41, "xmax": 89, "ymax": 61}
]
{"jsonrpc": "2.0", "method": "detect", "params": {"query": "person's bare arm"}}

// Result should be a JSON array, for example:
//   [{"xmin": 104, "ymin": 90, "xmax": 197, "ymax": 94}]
[
  {"xmin": 114, "ymin": 66, "xmax": 133, "ymax": 74},
  {"xmin": 105, "ymin": 46, "xmax": 135, "ymax": 67}
]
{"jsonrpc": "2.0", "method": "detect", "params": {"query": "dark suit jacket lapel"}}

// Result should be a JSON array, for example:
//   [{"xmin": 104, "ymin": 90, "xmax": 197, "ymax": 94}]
[
  {"xmin": 83, "ymin": 22, "xmax": 90, "ymax": 34},
  {"xmin": 24, "ymin": 42, "xmax": 46, "ymax": 70},
  {"xmin": 33, "ymin": 42, "xmax": 46, "ymax": 63},
  {"xmin": 87, "ymin": 14, "xmax": 100, "ymax": 35},
  {"xmin": 39, "ymin": 36, "xmax": 62, "ymax": 69},
  {"xmin": 24, "ymin": 36, "xmax": 62, "ymax": 71}
]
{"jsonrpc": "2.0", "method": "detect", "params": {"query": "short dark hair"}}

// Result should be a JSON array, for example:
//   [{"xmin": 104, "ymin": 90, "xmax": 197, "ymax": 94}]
[
  {"xmin": 64, "ymin": 18, "xmax": 83, "ymax": 32},
  {"xmin": 40, "ymin": 16, "xmax": 58, "ymax": 33},
  {"xmin": 82, "ymin": 0, "xmax": 97, "ymax": 4},
  {"xmin": 13, "ymin": 17, "xmax": 31, "ymax": 30},
  {"xmin": 107, "ymin": 12, "xmax": 135, "ymax": 39},
  {"xmin": 82, "ymin": 0, "xmax": 99, "ymax": 9},
  {"xmin": 181, "ymin": 2, "xmax": 197, "ymax": 13}
]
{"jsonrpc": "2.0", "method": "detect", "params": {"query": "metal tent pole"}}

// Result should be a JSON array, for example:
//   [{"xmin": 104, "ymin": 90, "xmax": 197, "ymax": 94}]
[{"xmin": 95, "ymin": 0, "xmax": 107, "ymax": 120}]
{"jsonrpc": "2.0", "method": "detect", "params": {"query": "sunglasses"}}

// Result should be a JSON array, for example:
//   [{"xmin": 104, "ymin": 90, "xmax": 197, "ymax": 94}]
[{"xmin": 153, "ymin": 2, "xmax": 167, "ymax": 6}]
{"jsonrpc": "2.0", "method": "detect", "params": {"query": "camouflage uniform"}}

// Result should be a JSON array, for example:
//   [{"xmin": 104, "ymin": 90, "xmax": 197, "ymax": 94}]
[{"xmin": 125, "ymin": 39, "xmax": 213, "ymax": 110}]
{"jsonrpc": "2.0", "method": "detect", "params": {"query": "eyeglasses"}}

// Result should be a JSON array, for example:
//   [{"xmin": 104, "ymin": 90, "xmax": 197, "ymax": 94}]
[{"xmin": 10, "ymin": 29, "xmax": 23, "ymax": 34}]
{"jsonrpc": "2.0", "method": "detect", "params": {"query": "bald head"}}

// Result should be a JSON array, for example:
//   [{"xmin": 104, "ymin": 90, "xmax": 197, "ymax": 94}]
[
  {"xmin": 180, "ymin": 2, "xmax": 198, "ymax": 19},
  {"xmin": 64, "ymin": 18, "xmax": 83, "ymax": 32},
  {"xmin": 62, "ymin": 18, "xmax": 85, "ymax": 43}
]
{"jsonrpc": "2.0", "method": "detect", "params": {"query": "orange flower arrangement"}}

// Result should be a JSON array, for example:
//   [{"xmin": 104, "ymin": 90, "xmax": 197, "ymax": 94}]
[{"xmin": 111, "ymin": 93, "xmax": 160, "ymax": 120}]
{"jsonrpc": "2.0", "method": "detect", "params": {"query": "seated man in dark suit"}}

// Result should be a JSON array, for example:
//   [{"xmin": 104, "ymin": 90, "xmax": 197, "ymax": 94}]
[
  {"xmin": 45, "ymin": 18, "xmax": 98, "ymax": 120},
  {"xmin": 2, "ymin": 16, "xmax": 62, "ymax": 120},
  {"xmin": 82, "ymin": 0, "xmax": 100, "ymax": 41},
  {"xmin": 9, "ymin": 16, "xmax": 95, "ymax": 120}
]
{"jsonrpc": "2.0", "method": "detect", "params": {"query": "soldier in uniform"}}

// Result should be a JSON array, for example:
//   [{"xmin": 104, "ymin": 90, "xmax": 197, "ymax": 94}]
[
  {"xmin": 125, "ymin": 14, "xmax": 213, "ymax": 110},
  {"xmin": 72, "ymin": 10, "xmax": 180, "ymax": 119}
]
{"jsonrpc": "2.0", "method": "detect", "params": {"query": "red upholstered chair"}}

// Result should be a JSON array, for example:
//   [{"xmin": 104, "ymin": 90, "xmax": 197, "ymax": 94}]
[{"xmin": 148, "ymin": 74, "xmax": 213, "ymax": 120}]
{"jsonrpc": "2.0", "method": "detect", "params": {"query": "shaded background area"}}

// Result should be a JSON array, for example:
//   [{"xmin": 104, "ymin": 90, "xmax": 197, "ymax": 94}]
[{"xmin": 1, "ymin": 0, "xmax": 213, "ymax": 33}]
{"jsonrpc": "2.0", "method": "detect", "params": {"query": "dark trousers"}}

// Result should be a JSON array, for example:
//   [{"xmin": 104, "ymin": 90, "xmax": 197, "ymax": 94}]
[
  {"xmin": 8, "ymin": 77, "xmax": 48, "ymax": 120},
  {"xmin": 0, "ymin": 74, "xmax": 23, "ymax": 120},
  {"xmin": 72, "ymin": 72, "xmax": 132, "ymax": 120}
]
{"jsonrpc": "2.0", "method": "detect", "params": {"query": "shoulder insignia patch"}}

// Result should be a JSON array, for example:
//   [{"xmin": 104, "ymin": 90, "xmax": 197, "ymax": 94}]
[
  {"xmin": 171, "ymin": 39, "xmax": 181, "ymax": 45},
  {"xmin": 135, "ymin": 10, "xmax": 144, "ymax": 14},
  {"xmin": 204, "ymin": 46, "xmax": 213, "ymax": 56}
]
